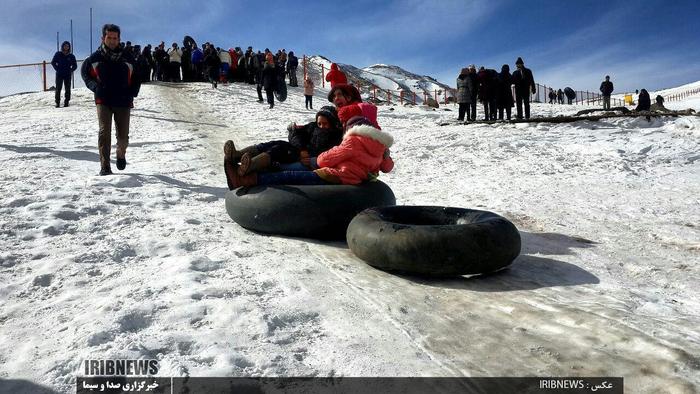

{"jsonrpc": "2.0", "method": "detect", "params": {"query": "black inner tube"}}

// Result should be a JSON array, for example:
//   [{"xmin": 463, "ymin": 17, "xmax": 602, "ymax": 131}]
[{"xmin": 377, "ymin": 206, "xmax": 495, "ymax": 226}]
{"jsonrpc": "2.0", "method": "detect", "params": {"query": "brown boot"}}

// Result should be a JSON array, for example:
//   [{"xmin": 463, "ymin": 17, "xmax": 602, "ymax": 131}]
[
  {"xmin": 225, "ymin": 140, "xmax": 259, "ymax": 164},
  {"xmin": 224, "ymin": 140, "xmax": 236, "ymax": 163},
  {"xmin": 225, "ymin": 162, "xmax": 257, "ymax": 189},
  {"xmin": 238, "ymin": 152, "xmax": 272, "ymax": 176}
]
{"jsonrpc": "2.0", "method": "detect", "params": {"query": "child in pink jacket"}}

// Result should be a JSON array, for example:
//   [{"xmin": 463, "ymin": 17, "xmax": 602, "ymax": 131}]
[{"xmin": 224, "ymin": 104, "xmax": 393, "ymax": 188}]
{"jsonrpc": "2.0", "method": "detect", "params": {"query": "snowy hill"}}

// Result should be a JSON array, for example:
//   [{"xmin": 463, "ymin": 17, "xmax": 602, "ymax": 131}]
[
  {"xmin": 306, "ymin": 55, "xmax": 453, "ymax": 103},
  {"xmin": 0, "ymin": 80, "xmax": 699, "ymax": 394}
]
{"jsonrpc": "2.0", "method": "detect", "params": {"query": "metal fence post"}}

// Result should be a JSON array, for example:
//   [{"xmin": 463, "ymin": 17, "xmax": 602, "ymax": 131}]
[
  {"xmin": 42, "ymin": 61, "xmax": 47, "ymax": 91},
  {"xmin": 321, "ymin": 63, "xmax": 324, "ymax": 88}
]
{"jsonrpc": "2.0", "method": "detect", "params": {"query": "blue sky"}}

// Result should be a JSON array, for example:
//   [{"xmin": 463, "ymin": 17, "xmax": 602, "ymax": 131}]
[{"xmin": 2, "ymin": 0, "xmax": 699, "ymax": 92}]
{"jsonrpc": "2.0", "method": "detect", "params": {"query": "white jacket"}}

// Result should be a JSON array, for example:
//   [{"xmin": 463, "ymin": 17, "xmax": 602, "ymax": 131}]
[
  {"xmin": 167, "ymin": 47, "xmax": 182, "ymax": 63},
  {"xmin": 218, "ymin": 50, "xmax": 231, "ymax": 64}
]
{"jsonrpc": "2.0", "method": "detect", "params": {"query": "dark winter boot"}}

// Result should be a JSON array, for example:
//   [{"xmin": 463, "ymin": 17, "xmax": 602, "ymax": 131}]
[
  {"xmin": 55, "ymin": 102, "xmax": 60, "ymax": 108},
  {"xmin": 100, "ymin": 166, "xmax": 113, "ymax": 176},
  {"xmin": 116, "ymin": 157, "xmax": 127, "ymax": 170},
  {"xmin": 238, "ymin": 152, "xmax": 272, "ymax": 176},
  {"xmin": 64, "ymin": 100, "xmax": 70, "ymax": 107},
  {"xmin": 224, "ymin": 158, "xmax": 257, "ymax": 189}
]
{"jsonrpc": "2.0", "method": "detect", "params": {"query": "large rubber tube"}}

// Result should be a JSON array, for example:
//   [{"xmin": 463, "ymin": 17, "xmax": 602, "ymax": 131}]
[
  {"xmin": 226, "ymin": 181, "xmax": 395, "ymax": 240},
  {"xmin": 347, "ymin": 206, "xmax": 521, "ymax": 276}
]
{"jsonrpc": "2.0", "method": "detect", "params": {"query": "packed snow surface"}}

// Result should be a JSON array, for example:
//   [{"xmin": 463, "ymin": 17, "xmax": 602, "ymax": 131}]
[{"xmin": 0, "ymin": 81, "xmax": 699, "ymax": 394}]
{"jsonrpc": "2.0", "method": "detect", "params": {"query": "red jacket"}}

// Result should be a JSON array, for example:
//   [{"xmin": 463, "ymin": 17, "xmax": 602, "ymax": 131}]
[
  {"xmin": 325, "ymin": 63, "xmax": 347, "ymax": 88},
  {"xmin": 316, "ymin": 124, "xmax": 394, "ymax": 185}
]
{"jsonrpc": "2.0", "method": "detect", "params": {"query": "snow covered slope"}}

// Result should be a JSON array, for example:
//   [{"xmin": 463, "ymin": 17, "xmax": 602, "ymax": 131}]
[
  {"xmin": 0, "ymin": 80, "xmax": 699, "ymax": 394},
  {"xmin": 306, "ymin": 55, "xmax": 453, "ymax": 103}
]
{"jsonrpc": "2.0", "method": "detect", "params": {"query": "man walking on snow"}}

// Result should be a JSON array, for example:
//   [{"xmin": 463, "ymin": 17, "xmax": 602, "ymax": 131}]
[{"xmin": 81, "ymin": 23, "xmax": 140, "ymax": 176}]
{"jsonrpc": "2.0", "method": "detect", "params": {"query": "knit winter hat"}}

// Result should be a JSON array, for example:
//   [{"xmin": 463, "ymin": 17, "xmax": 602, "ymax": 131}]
[
  {"xmin": 327, "ymin": 84, "xmax": 362, "ymax": 103},
  {"xmin": 515, "ymin": 57, "xmax": 524, "ymax": 65},
  {"xmin": 345, "ymin": 116, "xmax": 374, "ymax": 129},
  {"xmin": 338, "ymin": 104, "xmax": 363, "ymax": 124}
]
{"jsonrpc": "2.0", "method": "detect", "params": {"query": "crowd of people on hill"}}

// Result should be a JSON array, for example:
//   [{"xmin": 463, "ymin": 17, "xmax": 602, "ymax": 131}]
[
  {"xmin": 455, "ymin": 57, "xmax": 536, "ymax": 121},
  {"xmin": 120, "ymin": 38, "xmax": 300, "ymax": 91}
]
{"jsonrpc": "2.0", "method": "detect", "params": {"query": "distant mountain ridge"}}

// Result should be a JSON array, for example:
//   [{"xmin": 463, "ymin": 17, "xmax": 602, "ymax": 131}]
[{"xmin": 305, "ymin": 55, "xmax": 454, "ymax": 104}]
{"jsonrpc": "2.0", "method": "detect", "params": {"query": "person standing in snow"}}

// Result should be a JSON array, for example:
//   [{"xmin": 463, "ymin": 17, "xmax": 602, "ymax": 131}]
[
  {"xmin": 191, "ymin": 44, "xmax": 203, "ymax": 81},
  {"xmin": 304, "ymin": 77, "xmax": 315, "ymax": 110},
  {"xmin": 456, "ymin": 67, "xmax": 474, "ymax": 122},
  {"xmin": 511, "ymin": 57, "xmax": 536, "ymax": 119},
  {"xmin": 51, "ymin": 41, "xmax": 77, "ymax": 108},
  {"xmin": 203, "ymin": 44, "xmax": 221, "ymax": 88},
  {"xmin": 287, "ymin": 51, "xmax": 299, "ymax": 87},
  {"xmin": 477, "ymin": 66, "xmax": 498, "ymax": 120},
  {"xmin": 180, "ymin": 43, "xmax": 192, "ymax": 82},
  {"xmin": 325, "ymin": 63, "xmax": 348, "ymax": 88},
  {"xmin": 81, "ymin": 23, "xmax": 141, "ymax": 176},
  {"xmin": 261, "ymin": 53, "xmax": 277, "ymax": 108},
  {"xmin": 218, "ymin": 47, "xmax": 231, "ymax": 84},
  {"xmin": 557, "ymin": 88, "xmax": 564, "ymax": 104},
  {"xmin": 153, "ymin": 42, "xmax": 167, "ymax": 81},
  {"xmin": 467, "ymin": 65, "xmax": 479, "ymax": 121},
  {"xmin": 496, "ymin": 64, "xmax": 514, "ymax": 121},
  {"xmin": 600, "ymin": 75, "xmax": 614, "ymax": 110},
  {"xmin": 167, "ymin": 43, "xmax": 182, "ymax": 82},
  {"xmin": 564, "ymin": 87, "xmax": 576, "ymax": 104}
]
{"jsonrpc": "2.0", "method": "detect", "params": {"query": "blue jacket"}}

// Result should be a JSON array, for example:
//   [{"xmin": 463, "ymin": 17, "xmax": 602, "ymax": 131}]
[
  {"xmin": 81, "ymin": 45, "xmax": 140, "ymax": 108},
  {"xmin": 191, "ymin": 48, "xmax": 203, "ymax": 64},
  {"xmin": 51, "ymin": 51, "xmax": 77, "ymax": 78}
]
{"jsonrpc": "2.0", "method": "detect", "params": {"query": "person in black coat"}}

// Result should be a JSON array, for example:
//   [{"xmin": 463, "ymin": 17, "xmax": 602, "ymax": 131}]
[
  {"xmin": 564, "ymin": 87, "xmax": 576, "ymax": 104},
  {"xmin": 467, "ymin": 65, "xmax": 479, "ymax": 121},
  {"xmin": 635, "ymin": 89, "xmax": 651, "ymax": 111},
  {"xmin": 51, "ymin": 41, "xmax": 77, "ymax": 107},
  {"xmin": 153, "ymin": 43, "xmax": 168, "ymax": 81},
  {"xmin": 81, "ymin": 23, "xmax": 141, "ymax": 176},
  {"xmin": 477, "ymin": 67, "xmax": 498, "ymax": 120},
  {"xmin": 511, "ymin": 57, "xmax": 536, "ymax": 119},
  {"xmin": 496, "ymin": 64, "xmax": 514, "ymax": 121},
  {"xmin": 600, "ymin": 75, "xmax": 614, "ymax": 110},
  {"xmin": 287, "ymin": 106, "xmax": 343, "ymax": 159},
  {"xmin": 203, "ymin": 44, "xmax": 221, "ymax": 88},
  {"xmin": 139, "ymin": 45, "xmax": 153, "ymax": 82},
  {"xmin": 261, "ymin": 54, "xmax": 278, "ymax": 108},
  {"xmin": 287, "ymin": 51, "xmax": 299, "ymax": 86}
]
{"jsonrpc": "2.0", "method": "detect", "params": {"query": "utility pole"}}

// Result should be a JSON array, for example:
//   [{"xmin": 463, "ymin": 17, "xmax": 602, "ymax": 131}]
[
  {"xmin": 70, "ymin": 19, "xmax": 74, "ymax": 85},
  {"xmin": 56, "ymin": 32, "xmax": 59, "ymax": 51},
  {"xmin": 90, "ymin": 7, "xmax": 93, "ymax": 53}
]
